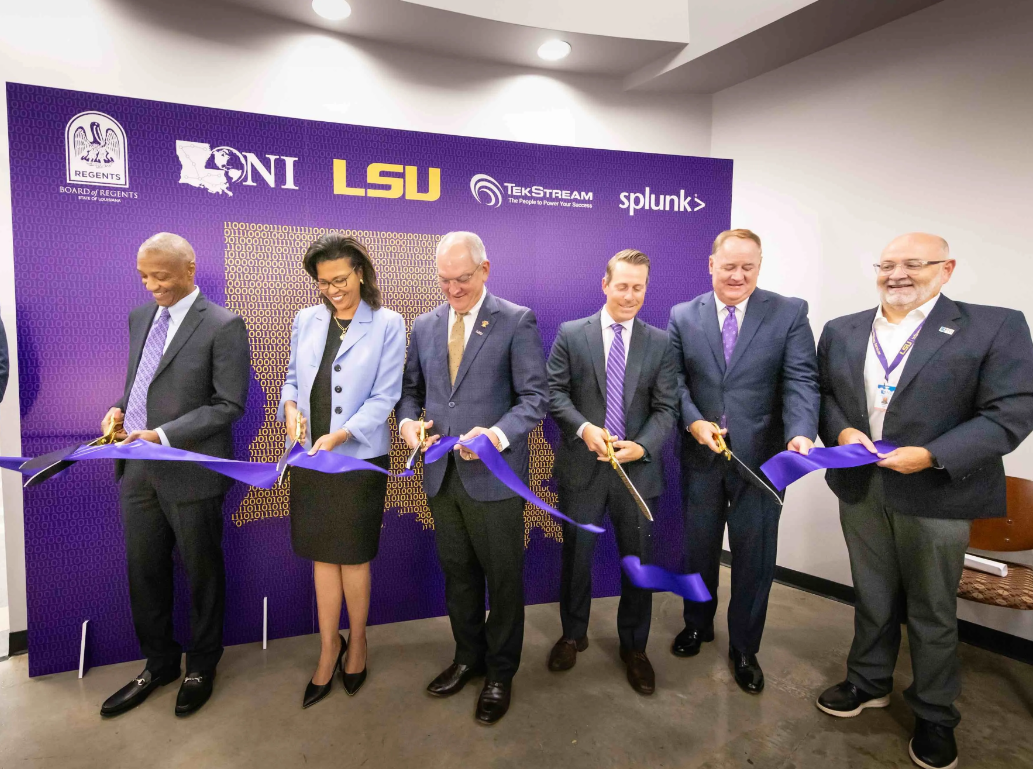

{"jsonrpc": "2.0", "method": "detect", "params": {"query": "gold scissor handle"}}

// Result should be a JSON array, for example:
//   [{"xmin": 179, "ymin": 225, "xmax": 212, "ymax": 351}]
[
  {"xmin": 419, "ymin": 419, "xmax": 426, "ymax": 447},
  {"xmin": 99, "ymin": 416, "xmax": 124, "ymax": 445},
  {"xmin": 709, "ymin": 421, "xmax": 732, "ymax": 461},
  {"xmin": 295, "ymin": 412, "xmax": 305, "ymax": 443},
  {"xmin": 604, "ymin": 429, "xmax": 620, "ymax": 468}
]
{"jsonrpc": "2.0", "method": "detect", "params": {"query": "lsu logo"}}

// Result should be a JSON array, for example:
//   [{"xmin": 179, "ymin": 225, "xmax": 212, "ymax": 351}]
[
  {"xmin": 66, "ymin": 111, "xmax": 129, "ymax": 188},
  {"xmin": 333, "ymin": 160, "xmax": 440, "ymax": 201}
]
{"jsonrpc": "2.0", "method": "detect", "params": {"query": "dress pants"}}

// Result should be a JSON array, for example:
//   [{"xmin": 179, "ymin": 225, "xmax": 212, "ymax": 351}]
[
  {"xmin": 682, "ymin": 456, "xmax": 781, "ymax": 655},
  {"xmin": 428, "ymin": 454, "xmax": 526, "ymax": 683},
  {"xmin": 558, "ymin": 468, "xmax": 654, "ymax": 651},
  {"xmin": 840, "ymin": 470, "xmax": 971, "ymax": 727},
  {"xmin": 120, "ymin": 459, "xmax": 227, "ymax": 672}
]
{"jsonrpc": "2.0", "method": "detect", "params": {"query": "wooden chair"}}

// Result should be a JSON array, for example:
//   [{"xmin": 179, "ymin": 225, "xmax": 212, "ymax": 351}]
[{"xmin": 957, "ymin": 476, "xmax": 1033, "ymax": 610}]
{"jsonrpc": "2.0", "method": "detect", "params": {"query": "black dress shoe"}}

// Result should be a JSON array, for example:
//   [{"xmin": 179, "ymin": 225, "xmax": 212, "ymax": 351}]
[
  {"xmin": 548, "ymin": 636, "xmax": 589, "ymax": 672},
  {"xmin": 475, "ymin": 680, "xmax": 511, "ymax": 725},
  {"xmin": 426, "ymin": 661, "xmax": 486, "ymax": 697},
  {"xmin": 729, "ymin": 647, "xmax": 764, "ymax": 694},
  {"xmin": 816, "ymin": 680, "xmax": 891, "ymax": 717},
  {"xmin": 341, "ymin": 636, "xmax": 367, "ymax": 696},
  {"xmin": 619, "ymin": 647, "xmax": 656, "ymax": 695},
  {"xmin": 100, "ymin": 667, "xmax": 181, "ymax": 717},
  {"xmin": 672, "ymin": 626, "xmax": 714, "ymax": 657},
  {"xmin": 175, "ymin": 669, "xmax": 216, "ymax": 717},
  {"xmin": 909, "ymin": 718, "xmax": 958, "ymax": 769},
  {"xmin": 303, "ymin": 634, "xmax": 346, "ymax": 709}
]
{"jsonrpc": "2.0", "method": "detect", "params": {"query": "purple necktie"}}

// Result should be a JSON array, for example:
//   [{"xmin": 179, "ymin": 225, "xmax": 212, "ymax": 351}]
[
  {"xmin": 604, "ymin": 323, "xmax": 626, "ymax": 440},
  {"xmin": 720, "ymin": 306, "xmax": 738, "ymax": 429},
  {"xmin": 124, "ymin": 308, "xmax": 171, "ymax": 433},
  {"xmin": 722, "ymin": 305, "xmax": 738, "ymax": 363}
]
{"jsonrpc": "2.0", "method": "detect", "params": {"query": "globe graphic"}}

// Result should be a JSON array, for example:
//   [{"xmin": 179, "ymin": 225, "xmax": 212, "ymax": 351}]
[{"xmin": 209, "ymin": 146, "xmax": 247, "ymax": 184}]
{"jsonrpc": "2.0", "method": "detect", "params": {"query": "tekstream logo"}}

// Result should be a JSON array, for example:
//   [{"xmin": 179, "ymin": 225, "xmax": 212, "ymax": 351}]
[
  {"xmin": 470, "ymin": 173, "xmax": 593, "ymax": 209},
  {"xmin": 66, "ymin": 111, "xmax": 129, "ymax": 188},
  {"xmin": 619, "ymin": 187, "xmax": 706, "ymax": 216},
  {"xmin": 176, "ymin": 141, "xmax": 299, "ymax": 196}
]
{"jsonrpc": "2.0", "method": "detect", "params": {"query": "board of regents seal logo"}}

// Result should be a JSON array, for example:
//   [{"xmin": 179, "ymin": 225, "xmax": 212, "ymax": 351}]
[
  {"xmin": 65, "ymin": 111, "xmax": 129, "ymax": 188},
  {"xmin": 176, "ymin": 141, "xmax": 299, "ymax": 196}
]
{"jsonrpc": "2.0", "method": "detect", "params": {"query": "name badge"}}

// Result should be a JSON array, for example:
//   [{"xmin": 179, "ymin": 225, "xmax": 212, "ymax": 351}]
[{"xmin": 875, "ymin": 382, "xmax": 896, "ymax": 412}]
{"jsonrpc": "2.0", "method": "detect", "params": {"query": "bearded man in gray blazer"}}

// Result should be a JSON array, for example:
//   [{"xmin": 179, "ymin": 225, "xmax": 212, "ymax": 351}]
[{"xmin": 398, "ymin": 231, "xmax": 548, "ymax": 725}]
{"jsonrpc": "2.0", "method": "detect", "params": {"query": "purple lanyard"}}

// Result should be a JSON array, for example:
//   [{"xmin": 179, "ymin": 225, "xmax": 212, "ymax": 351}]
[{"xmin": 871, "ymin": 320, "xmax": 925, "ymax": 381}]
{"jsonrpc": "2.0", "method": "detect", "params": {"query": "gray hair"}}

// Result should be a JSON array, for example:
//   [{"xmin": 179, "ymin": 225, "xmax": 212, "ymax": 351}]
[
  {"xmin": 139, "ymin": 232, "xmax": 196, "ymax": 264},
  {"xmin": 436, "ymin": 231, "xmax": 487, "ymax": 265}
]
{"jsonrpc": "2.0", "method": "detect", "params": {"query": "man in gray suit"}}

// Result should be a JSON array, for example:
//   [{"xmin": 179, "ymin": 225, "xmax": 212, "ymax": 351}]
[
  {"xmin": 399, "ymin": 231, "xmax": 548, "ymax": 725},
  {"xmin": 546, "ymin": 249, "xmax": 678, "ymax": 695},
  {"xmin": 816, "ymin": 233, "xmax": 1033, "ymax": 769},
  {"xmin": 99, "ymin": 233, "xmax": 250, "ymax": 719}
]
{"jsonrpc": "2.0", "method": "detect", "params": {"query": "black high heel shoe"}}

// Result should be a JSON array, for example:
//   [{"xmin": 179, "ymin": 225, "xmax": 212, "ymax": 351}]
[
  {"xmin": 303, "ymin": 634, "xmax": 346, "ymax": 709},
  {"xmin": 341, "ymin": 637, "xmax": 368, "ymax": 696}
]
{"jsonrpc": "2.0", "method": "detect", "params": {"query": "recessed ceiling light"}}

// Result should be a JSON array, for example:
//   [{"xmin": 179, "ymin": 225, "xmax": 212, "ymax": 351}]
[
  {"xmin": 537, "ymin": 40, "xmax": 571, "ymax": 61},
  {"xmin": 312, "ymin": 0, "xmax": 352, "ymax": 22}
]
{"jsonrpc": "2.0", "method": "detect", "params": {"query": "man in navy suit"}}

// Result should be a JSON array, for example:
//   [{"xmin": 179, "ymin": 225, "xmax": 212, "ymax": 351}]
[
  {"xmin": 667, "ymin": 229, "xmax": 819, "ymax": 694},
  {"xmin": 814, "ymin": 234, "xmax": 1033, "ymax": 769},
  {"xmin": 546, "ymin": 249, "xmax": 678, "ymax": 695},
  {"xmin": 398, "ymin": 231, "xmax": 548, "ymax": 725}
]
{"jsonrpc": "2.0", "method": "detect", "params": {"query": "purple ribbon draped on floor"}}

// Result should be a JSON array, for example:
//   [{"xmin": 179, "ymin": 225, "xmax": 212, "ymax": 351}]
[
  {"xmin": 620, "ymin": 556, "xmax": 711, "ymax": 603},
  {"xmin": 760, "ymin": 441, "xmax": 898, "ymax": 490}
]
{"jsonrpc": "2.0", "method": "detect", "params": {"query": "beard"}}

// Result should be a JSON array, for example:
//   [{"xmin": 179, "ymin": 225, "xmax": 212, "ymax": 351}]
[{"xmin": 881, "ymin": 281, "xmax": 936, "ymax": 310}]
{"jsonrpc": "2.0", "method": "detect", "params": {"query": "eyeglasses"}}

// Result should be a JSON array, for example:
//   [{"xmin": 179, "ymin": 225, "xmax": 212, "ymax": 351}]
[
  {"xmin": 316, "ymin": 271, "xmax": 355, "ymax": 291},
  {"xmin": 873, "ymin": 260, "xmax": 948, "ymax": 275},
  {"xmin": 438, "ymin": 265, "xmax": 482, "ymax": 289}
]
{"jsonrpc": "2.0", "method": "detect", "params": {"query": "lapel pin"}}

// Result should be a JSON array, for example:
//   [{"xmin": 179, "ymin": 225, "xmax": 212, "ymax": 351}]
[
  {"xmin": 475, "ymin": 330, "xmax": 483, "ymax": 336},
  {"xmin": 939, "ymin": 326, "xmax": 955, "ymax": 335},
  {"xmin": 481, "ymin": 320, "xmax": 489, "ymax": 327}
]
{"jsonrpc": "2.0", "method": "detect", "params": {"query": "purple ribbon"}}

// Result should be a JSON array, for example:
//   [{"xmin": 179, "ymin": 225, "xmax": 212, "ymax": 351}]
[
  {"xmin": 2, "ymin": 433, "xmax": 603, "ymax": 534},
  {"xmin": 760, "ymin": 441, "xmax": 898, "ymax": 490},
  {"xmin": 620, "ymin": 556, "xmax": 711, "ymax": 602},
  {"xmin": 424, "ymin": 434, "xmax": 604, "ymax": 534}
]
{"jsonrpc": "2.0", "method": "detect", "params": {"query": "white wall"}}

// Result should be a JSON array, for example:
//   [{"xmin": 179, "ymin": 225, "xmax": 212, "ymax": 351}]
[
  {"xmin": 712, "ymin": 0, "xmax": 1033, "ymax": 639},
  {"xmin": 0, "ymin": 0, "xmax": 713, "ymax": 635}
]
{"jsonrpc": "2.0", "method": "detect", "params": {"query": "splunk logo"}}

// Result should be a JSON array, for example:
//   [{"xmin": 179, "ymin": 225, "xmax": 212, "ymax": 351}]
[
  {"xmin": 333, "ymin": 159, "xmax": 440, "ymax": 201},
  {"xmin": 470, "ymin": 174, "xmax": 503, "ymax": 207},
  {"xmin": 619, "ymin": 187, "xmax": 706, "ymax": 216}
]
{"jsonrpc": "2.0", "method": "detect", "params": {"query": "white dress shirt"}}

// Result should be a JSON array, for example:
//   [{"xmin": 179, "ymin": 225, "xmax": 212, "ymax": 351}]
[
  {"xmin": 864, "ymin": 293, "xmax": 940, "ymax": 441},
  {"xmin": 149, "ymin": 286, "xmax": 201, "ymax": 446},
  {"xmin": 399, "ymin": 288, "xmax": 509, "ymax": 450},
  {"xmin": 715, "ymin": 293, "xmax": 749, "ymax": 333},
  {"xmin": 578, "ymin": 306, "xmax": 633, "ymax": 440}
]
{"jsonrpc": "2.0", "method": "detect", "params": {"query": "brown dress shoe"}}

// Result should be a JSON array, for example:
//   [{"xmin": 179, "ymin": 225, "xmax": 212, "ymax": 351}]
[
  {"xmin": 619, "ymin": 647, "xmax": 656, "ymax": 695},
  {"xmin": 548, "ymin": 636, "xmax": 589, "ymax": 672}
]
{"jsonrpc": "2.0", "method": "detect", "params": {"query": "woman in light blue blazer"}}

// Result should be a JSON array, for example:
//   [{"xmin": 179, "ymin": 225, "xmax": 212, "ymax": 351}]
[{"xmin": 278, "ymin": 234, "xmax": 405, "ymax": 707}]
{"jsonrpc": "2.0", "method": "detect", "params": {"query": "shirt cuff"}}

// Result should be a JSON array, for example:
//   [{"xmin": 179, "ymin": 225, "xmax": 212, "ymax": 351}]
[
  {"xmin": 398, "ymin": 417, "xmax": 413, "ymax": 435},
  {"xmin": 489, "ymin": 426, "xmax": 509, "ymax": 451},
  {"xmin": 576, "ymin": 422, "xmax": 590, "ymax": 440},
  {"xmin": 155, "ymin": 427, "xmax": 170, "ymax": 447}
]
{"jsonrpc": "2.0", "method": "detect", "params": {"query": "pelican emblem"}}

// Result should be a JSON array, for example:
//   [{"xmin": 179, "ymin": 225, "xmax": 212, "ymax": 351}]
[
  {"xmin": 65, "ymin": 111, "xmax": 129, "ymax": 188},
  {"xmin": 73, "ymin": 121, "xmax": 121, "ymax": 166}
]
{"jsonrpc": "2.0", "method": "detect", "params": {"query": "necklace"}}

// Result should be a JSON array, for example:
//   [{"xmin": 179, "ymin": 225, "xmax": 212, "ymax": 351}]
[{"xmin": 334, "ymin": 316, "xmax": 350, "ymax": 341}]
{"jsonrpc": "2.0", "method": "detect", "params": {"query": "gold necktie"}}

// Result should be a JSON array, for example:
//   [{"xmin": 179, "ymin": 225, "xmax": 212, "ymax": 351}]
[{"xmin": 448, "ymin": 311, "xmax": 469, "ymax": 385}]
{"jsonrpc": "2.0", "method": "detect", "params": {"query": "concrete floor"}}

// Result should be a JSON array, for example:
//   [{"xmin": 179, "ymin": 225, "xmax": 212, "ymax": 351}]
[{"xmin": 1, "ymin": 570, "xmax": 1031, "ymax": 769}]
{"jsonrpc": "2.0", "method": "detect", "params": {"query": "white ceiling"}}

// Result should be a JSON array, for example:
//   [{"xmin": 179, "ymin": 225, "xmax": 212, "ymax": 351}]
[{"xmin": 215, "ymin": 0, "xmax": 946, "ymax": 92}]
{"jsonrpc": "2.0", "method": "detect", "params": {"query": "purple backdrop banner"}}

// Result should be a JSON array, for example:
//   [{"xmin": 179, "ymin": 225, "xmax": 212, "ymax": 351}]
[{"xmin": 6, "ymin": 82, "xmax": 730, "ymax": 677}]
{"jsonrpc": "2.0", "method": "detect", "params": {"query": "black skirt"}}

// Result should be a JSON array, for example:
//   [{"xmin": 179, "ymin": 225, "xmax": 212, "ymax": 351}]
[{"xmin": 288, "ymin": 454, "xmax": 390, "ymax": 565}]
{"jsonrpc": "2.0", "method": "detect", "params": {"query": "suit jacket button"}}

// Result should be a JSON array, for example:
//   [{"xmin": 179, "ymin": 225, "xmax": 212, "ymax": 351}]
[
  {"xmin": 335, "ymin": 385, "xmax": 342, "ymax": 393},
  {"xmin": 335, "ymin": 406, "xmax": 343, "ymax": 414},
  {"xmin": 449, "ymin": 402, "xmax": 455, "ymax": 408},
  {"xmin": 334, "ymin": 365, "xmax": 341, "ymax": 372}
]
